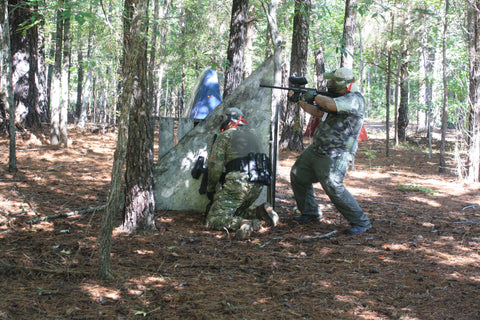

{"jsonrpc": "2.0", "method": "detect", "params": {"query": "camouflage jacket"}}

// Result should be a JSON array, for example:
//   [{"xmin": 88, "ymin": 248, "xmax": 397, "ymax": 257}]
[
  {"xmin": 312, "ymin": 91, "xmax": 365, "ymax": 157},
  {"xmin": 206, "ymin": 125, "xmax": 262, "ymax": 193}
]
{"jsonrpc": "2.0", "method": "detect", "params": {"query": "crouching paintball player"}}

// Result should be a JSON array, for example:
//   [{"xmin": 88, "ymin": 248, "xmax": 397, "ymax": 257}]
[{"xmin": 205, "ymin": 107, "xmax": 279, "ymax": 239}]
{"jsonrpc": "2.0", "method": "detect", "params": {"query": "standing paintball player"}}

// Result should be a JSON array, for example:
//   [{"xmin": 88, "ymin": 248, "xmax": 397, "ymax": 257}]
[{"xmin": 289, "ymin": 67, "xmax": 371, "ymax": 235}]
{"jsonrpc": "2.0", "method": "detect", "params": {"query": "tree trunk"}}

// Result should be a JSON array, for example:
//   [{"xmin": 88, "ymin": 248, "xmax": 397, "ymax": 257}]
[
  {"xmin": 155, "ymin": 0, "xmax": 171, "ymax": 118},
  {"xmin": 279, "ymin": 0, "xmax": 310, "ymax": 152},
  {"xmin": 385, "ymin": 13, "xmax": 395, "ymax": 158},
  {"xmin": 243, "ymin": 5, "xmax": 256, "ymax": 79},
  {"xmin": 121, "ymin": 0, "xmax": 156, "ymax": 233},
  {"xmin": 439, "ymin": 0, "xmax": 449, "ymax": 173},
  {"xmin": 223, "ymin": 0, "xmax": 249, "ymax": 98},
  {"xmin": 314, "ymin": 46, "xmax": 326, "ymax": 90},
  {"xmin": 60, "ymin": 8, "xmax": 71, "ymax": 147},
  {"xmin": 466, "ymin": 0, "xmax": 480, "ymax": 183},
  {"xmin": 1, "ymin": 0, "xmax": 16, "ymax": 171},
  {"xmin": 9, "ymin": 0, "xmax": 44, "ymax": 129},
  {"xmin": 386, "ymin": 46, "xmax": 391, "ymax": 158},
  {"xmin": 98, "ymin": 0, "xmax": 154, "ymax": 279},
  {"xmin": 398, "ymin": 52, "xmax": 409, "ymax": 142},
  {"xmin": 78, "ymin": 15, "xmax": 95, "ymax": 129},
  {"xmin": 75, "ymin": 46, "xmax": 84, "ymax": 125},
  {"xmin": 50, "ymin": 5, "xmax": 63, "ymax": 145},
  {"xmin": 148, "ymin": 0, "xmax": 159, "ymax": 117},
  {"xmin": 340, "ymin": 0, "xmax": 357, "ymax": 69}
]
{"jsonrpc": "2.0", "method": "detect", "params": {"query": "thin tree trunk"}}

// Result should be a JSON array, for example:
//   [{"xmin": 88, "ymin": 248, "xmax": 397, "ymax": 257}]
[
  {"xmin": 1, "ymin": 0, "xmax": 16, "ymax": 172},
  {"xmin": 439, "ymin": 0, "xmax": 449, "ymax": 173},
  {"xmin": 466, "ymin": 0, "xmax": 480, "ymax": 182},
  {"xmin": 148, "ymin": 0, "xmax": 159, "ymax": 115},
  {"xmin": 386, "ymin": 46, "xmax": 391, "ymax": 158},
  {"xmin": 223, "ymin": 0, "xmax": 249, "ymax": 98},
  {"xmin": 243, "ymin": 5, "xmax": 256, "ymax": 79},
  {"xmin": 394, "ymin": 59, "xmax": 400, "ymax": 146},
  {"xmin": 398, "ymin": 52, "xmax": 409, "ymax": 142},
  {"xmin": 75, "ymin": 46, "xmax": 84, "ymax": 125},
  {"xmin": 50, "ymin": 6, "xmax": 63, "ymax": 145},
  {"xmin": 314, "ymin": 46, "xmax": 326, "ymax": 90},
  {"xmin": 279, "ymin": 0, "xmax": 310, "ymax": 152},
  {"xmin": 340, "ymin": 0, "xmax": 357, "ymax": 69},
  {"xmin": 60, "ymin": 8, "xmax": 71, "ymax": 147}
]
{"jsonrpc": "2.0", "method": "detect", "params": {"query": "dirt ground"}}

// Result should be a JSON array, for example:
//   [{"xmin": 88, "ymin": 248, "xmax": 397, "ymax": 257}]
[{"xmin": 0, "ymin": 121, "xmax": 479, "ymax": 320}]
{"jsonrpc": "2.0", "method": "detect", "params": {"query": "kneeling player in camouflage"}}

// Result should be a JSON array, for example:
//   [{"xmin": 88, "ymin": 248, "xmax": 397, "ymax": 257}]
[{"xmin": 205, "ymin": 108, "xmax": 278, "ymax": 239}]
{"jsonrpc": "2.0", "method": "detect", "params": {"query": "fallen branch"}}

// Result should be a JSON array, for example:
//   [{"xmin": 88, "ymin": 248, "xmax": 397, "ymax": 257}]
[
  {"xmin": 371, "ymin": 201, "xmax": 409, "ymax": 207},
  {"xmin": 296, "ymin": 230, "xmax": 338, "ymax": 242},
  {"xmin": 26, "ymin": 205, "xmax": 105, "ymax": 224},
  {"xmin": 259, "ymin": 231, "xmax": 338, "ymax": 247}
]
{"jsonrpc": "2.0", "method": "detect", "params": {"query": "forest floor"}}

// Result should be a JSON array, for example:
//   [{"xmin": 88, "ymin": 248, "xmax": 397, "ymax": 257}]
[{"xmin": 0, "ymin": 120, "xmax": 479, "ymax": 320}]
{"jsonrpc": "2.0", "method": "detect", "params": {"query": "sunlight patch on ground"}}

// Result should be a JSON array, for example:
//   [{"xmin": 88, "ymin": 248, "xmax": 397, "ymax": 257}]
[
  {"xmin": 135, "ymin": 249, "xmax": 155, "ymax": 255},
  {"xmin": 420, "ymin": 247, "xmax": 480, "ymax": 267},
  {"xmin": 408, "ymin": 196, "xmax": 441, "ymax": 207},
  {"xmin": 80, "ymin": 283, "xmax": 121, "ymax": 301}
]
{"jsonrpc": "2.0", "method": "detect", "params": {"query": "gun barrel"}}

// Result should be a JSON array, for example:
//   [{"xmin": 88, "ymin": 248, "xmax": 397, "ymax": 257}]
[{"xmin": 259, "ymin": 84, "xmax": 296, "ymax": 91}]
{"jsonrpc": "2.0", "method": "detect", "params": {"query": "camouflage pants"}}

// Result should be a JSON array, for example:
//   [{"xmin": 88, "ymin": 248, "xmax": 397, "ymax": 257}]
[
  {"xmin": 290, "ymin": 145, "xmax": 370, "ymax": 227},
  {"xmin": 206, "ymin": 171, "xmax": 262, "ymax": 231}
]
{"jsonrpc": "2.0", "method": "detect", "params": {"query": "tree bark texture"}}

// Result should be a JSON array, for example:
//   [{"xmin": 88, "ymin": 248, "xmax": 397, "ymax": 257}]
[
  {"xmin": 122, "ymin": 0, "xmax": 156, "ymax": 233},
  {"xmin": 439, "ymin": 0, "xmax": 449, "ymax": 173},
  {"xmin": 50, "ymin": 6, "xmax": 63, "ymax": 145},
  {"xmin": 60, "ymin": 9, "xmax": 71, "ymax": 147},
  {"xmin": 75, "ymin": 47, "xmax": 84, "ymax": 124},
  {"xmin": 223, "ymin": 0, "xmax": 248, "ymax": 99},
  {"xmin": 280, "ymin": 0, "xmax": 310, "ymax": 152},
  {"xmin": 466, "ymin": 0, "xmax": 480, "ymax": 182},
  {"xmin": 398, "ymin": 53, "xmax": 409, "ymax": 142},
  {"xmin": 340, "ymin": 0, "xmax": 357, "ymax": 69},
  {"xmin": 97, "ymin": 0, "xmax": 138, "ymax": 280},
  {"xmin": 314, "ymin": 46, "xmax": 326, "ymax": 90},
  {"xmin": 2, "ymin": 0, "xmax": 16, "ymax": 171},
  {"xmin": 9, "ymin": 0, "xmax": 45, "ymax": 129}
]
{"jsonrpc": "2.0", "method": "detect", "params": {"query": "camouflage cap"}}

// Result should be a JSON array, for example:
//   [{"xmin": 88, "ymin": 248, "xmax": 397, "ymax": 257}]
[{"xmin": 324, "ymin": 67, "xmax": 357, "ymax": 92}]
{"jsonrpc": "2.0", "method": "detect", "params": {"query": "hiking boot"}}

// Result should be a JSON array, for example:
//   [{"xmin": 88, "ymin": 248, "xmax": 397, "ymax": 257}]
[
  {"xmin": 236, "ymin": 219, "xmax": 260, "ymax": 240},
  {"xmin": 347, "ymin": 224, "xmax": 371, "ymax": 235},
  {"xmin": 293, "ymin": 214, "xmax": 322, "ymax": 223},
  {"xmin": 257, "ymin": 202, "xmax": 279, "ymax": 227}
]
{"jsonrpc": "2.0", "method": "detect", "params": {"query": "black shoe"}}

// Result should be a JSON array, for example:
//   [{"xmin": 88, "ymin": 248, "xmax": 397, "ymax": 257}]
[
  {"xmin": 347, "ymin": 225, "xmax": 371, "ymax": 235},
  {"xmin": 293, "ymin": 214, "xmax": 322, "ymax": 223}
]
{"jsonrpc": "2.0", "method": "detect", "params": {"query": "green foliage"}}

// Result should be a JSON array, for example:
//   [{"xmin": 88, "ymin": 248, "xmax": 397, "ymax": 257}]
[
  {"xmin": 8, "ymin": 0, "xmax": 471, "ymax": 136},
  {"xmin": 398, "ymin": 184, "xmax": 436, "ymax": 196},
  {"xmin": 364, "ymin": 150, "xmax": 377, "ymax": 159}
]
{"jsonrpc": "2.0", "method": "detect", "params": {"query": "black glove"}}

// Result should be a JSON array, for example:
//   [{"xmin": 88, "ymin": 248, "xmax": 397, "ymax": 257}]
[
  {"xmin": 302, "ymin": 91, "xmax": 317, "ymax": 104},
  {"xmin": 288, "ymin": 91, "xmax": 301, "ymax": 103},
  {"xmin": 206, "ymin": 191, "xmax": 215, "ymax": 202}
]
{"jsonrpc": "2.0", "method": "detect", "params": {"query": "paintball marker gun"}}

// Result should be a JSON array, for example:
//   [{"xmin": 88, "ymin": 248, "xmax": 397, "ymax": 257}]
[
  {"xmin": 191, "ymin": 156, "xmax": 208, "ymax": 194},
  {"xmin": 191, "ymin": 134, "xmax": 218, "ymax": 214},
  {"xmin": 260, "ymin": 76, "xmax": 343, "ymax": 100}
]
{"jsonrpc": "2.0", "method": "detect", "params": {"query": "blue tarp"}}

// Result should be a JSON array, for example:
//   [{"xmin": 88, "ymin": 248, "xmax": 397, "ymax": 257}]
[{"xmin": 189, "ymin": 69, "xmax": 222, "ymax": 120}]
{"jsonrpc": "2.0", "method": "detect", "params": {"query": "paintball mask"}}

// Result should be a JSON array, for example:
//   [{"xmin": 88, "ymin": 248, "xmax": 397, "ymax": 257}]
[{"xmin": 220, "ymin": 107, "xmax": 247, "ymax": 131}]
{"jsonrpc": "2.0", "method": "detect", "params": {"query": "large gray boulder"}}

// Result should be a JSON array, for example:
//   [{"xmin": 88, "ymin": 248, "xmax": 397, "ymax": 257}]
[{"xmin": 153, "ymin": 58, "xmax": 274, "ymax": 211}]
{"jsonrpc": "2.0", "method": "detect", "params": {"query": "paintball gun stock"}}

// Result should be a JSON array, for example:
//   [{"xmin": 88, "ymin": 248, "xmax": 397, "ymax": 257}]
[{"xmin": 260, "ymin": 76, "xmax": 342, "ymax": 101}]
